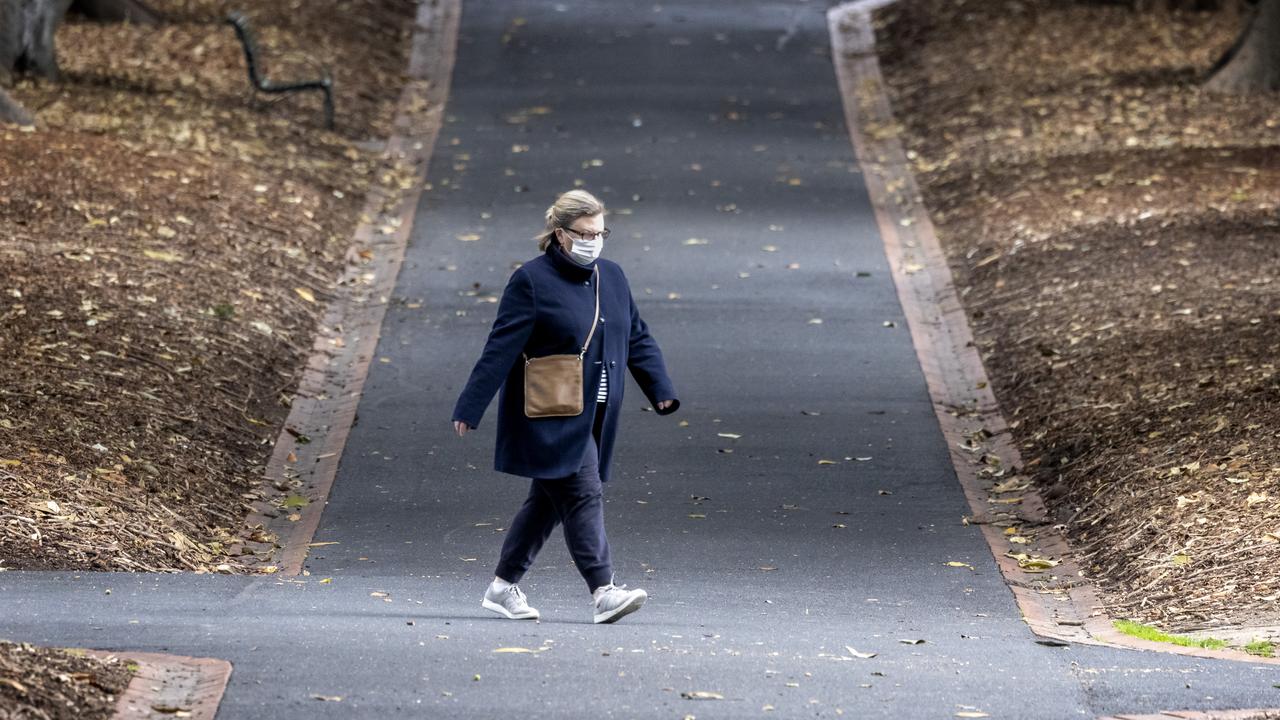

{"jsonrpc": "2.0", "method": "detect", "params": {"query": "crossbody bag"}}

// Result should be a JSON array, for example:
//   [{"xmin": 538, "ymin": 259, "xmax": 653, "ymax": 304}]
[{"xmin": 522, "ymin": 266, "xmax": 600, "ymax": 418}]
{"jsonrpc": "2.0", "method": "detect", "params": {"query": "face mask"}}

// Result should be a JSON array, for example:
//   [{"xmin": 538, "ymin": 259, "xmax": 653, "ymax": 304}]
[{"xmin": 566, "ymin": 234, "xmax": 603, "ymax": 264}]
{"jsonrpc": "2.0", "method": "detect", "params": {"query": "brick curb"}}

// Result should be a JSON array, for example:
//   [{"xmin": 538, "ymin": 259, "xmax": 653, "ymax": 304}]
[
  {"xmin": 1098, "ymin": 711, "xmax": 1280, "ymax": 720},
  {"xmin": 228, "ymin": 0, "xmax": 461, "ymax": 575},
  {"xmin": 81, "ymin": 649, "xmax": 232, "ymax": 720},
  {"xmin": 826, "ymin": 0, "xmax": 1280, "ymax": 668}
]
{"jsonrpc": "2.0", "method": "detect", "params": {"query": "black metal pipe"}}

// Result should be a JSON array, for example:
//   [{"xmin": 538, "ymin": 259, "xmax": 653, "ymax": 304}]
[{"xmin": 226, "ymin": 11, "xmax": 334, "ymax": 130}]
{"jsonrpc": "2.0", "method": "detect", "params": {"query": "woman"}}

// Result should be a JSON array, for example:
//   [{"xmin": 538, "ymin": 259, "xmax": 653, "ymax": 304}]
[{"xmin": 452, "ymin": 189, "xmax": 680, "ymax": 624}]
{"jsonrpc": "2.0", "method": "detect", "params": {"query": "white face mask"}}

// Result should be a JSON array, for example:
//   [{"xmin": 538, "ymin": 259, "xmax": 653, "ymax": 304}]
[{"xmin": 566, "ymin": 233, "xmax": 603, "ymax": 264}]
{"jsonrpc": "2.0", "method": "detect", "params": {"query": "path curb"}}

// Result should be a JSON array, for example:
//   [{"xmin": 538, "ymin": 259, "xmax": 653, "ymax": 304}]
[
  {"xmin": 1095, "ymin": 707, "xmax": 1280, "ymax": 712},
  {"xmin": 228, "ymin": 0, "xmax": 461, "ymax": 575},
  {"xmin": 81, "ymin": 649, "xmax": 232, "ymax": 720},
  {"xmin": 827, "ymin": 0, "xmax": 1280, "ymax": 669}
]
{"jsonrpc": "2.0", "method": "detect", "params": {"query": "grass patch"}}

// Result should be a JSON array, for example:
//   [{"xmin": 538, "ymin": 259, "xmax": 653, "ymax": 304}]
[
  {"xmin": 1113, "ymin": 619, "xmax": 1228, "ymax": 650},
  {"xmin": 1245, "ymin": 639, "xmax": 1275, "ymax": 657}
]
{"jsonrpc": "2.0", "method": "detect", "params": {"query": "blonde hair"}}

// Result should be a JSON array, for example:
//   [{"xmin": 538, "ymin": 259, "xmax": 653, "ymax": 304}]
[{"xmin": 535, "ymin": 189, "xmax": 606, "ymax": 251}]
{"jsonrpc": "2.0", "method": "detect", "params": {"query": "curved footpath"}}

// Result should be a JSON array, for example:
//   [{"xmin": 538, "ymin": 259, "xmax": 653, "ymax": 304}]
[{"xmin": 4, "ymin": 1, "xmax": 1278, "ymax": 718}]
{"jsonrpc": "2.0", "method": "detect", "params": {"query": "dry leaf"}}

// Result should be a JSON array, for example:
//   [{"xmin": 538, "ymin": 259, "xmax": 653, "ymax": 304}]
[{"xmin": 143, "ymin": 249, "xmax": 182, "ymax": 263}]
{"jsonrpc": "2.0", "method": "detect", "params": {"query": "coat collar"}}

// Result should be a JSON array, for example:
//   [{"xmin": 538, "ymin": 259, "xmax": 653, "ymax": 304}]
[{"xmin": 546, "ymin": 240, "xmax": 598, "ymax": 281}]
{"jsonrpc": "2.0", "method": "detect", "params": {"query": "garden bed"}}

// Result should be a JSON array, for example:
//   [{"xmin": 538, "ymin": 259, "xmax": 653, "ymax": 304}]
[
  {"xmin": 0, "ymin": 0, "xmax": 416, "ymax": 572},
  {"xmin": 874, "ymin": 0, "xmax": 1280, "ymax": 631}
]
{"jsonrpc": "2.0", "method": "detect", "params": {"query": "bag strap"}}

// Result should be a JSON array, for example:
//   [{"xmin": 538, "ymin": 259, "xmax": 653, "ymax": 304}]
[
  {"xmin": 521, "ymin": 266, "xmax": 601, "ymax": 364},
  {"xmin": 578, "ymin": 265, "xmax": 600, "ymax": 359}
]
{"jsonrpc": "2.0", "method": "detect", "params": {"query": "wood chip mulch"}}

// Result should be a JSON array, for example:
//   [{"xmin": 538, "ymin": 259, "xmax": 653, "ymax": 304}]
[
  {"xmin": 0, "ymin": 640, "xmax": 134, "ymax": 720},
  {"xmin": 0, "ymin": 0, "xmax": 418, "ymax": 573},
  {"xmin": 873, "ymin": 0, "xmax": 1280, "ymax": 632}
]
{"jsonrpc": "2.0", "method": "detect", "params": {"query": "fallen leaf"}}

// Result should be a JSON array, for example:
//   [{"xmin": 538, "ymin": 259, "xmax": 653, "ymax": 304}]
[
  {"xmin": 143, "ymin": 249, "xmax": 183, "ymax": 263},
  {"xmin": 845, "ymin": 645, "xmax": 877, "ymax": 659},
  {"xmin": 1005, "ymin": 552, "xmax": 1060, "ymax": 571},
  {"xmin": 990, "ymin": 478, "xmax": 1028, "ymax": 493},
  {"xmin": 680, "ymin": 690, "xmax": 724, "ymax": 700}
]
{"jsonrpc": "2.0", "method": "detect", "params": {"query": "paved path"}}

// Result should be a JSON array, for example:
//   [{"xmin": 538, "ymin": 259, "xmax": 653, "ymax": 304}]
[{"xmin": 4, "ymin": 1, "xmax": 1277, "ymax": 718}]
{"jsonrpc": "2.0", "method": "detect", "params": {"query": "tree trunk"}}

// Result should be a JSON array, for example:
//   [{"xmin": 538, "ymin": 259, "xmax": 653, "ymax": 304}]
[
  {"xmin": 0, "ymin": 0, "xmax": 74, "ymax": 80},
  {"xmin": 0, "ymin": 0, "xmax": 162, "ymax": 125},
  {"xmin": 1206, "ymin": 0, "xmax": 1280, "ymax": 92},
  {"xmin": 0, "ymin": 0, "xmax": 72, "ymax": 124},
  {"xmin": 0, "ymin": 85, "xmax": 33, "ymax": 125}
]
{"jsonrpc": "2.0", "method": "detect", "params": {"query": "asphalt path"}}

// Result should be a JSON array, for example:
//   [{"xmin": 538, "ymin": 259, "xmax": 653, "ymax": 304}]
[{"xmin": 4, "ymin": 1, "xmax": 1278, "ymax": 718}]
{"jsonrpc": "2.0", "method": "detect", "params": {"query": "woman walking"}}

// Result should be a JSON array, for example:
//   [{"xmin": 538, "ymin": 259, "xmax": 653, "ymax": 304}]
[{"xmin": 452, "ymin": 189, "xmax": 680, "ymax": 624}]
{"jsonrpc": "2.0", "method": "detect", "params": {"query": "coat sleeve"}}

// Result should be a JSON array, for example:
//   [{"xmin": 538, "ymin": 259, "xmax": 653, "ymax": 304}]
[
  {"xmin": 452, "ymin": 268, "xmax": 537, "ymax": 428},
  {"xmin": 625, "ymin": 277, "xmax": 680, "ymax": 416}
]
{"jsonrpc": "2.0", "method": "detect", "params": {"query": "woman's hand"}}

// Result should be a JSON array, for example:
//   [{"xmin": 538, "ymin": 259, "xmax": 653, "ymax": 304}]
[
  {"xmin": 454, "ymin": 420, "xmax": 471, "ymax": 437},
  {"xmin": 656, "ymin": 400, "xmax": 674, "ymax": 411}
]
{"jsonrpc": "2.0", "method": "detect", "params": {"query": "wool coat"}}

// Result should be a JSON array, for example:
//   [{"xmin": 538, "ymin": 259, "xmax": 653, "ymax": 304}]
[{"xmin": 452, "ymin": 242, "xmax": 680, "ymax": 483}]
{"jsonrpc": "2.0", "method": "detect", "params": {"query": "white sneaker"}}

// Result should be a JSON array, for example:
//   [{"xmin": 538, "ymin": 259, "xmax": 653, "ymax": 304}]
[
  {"xmin": 482, "ymin": 582, "xmax": 539, "ymax": 620},
  {"xmin": 592, "ymin": 579, "xmax": 646, "ymax": 624}
]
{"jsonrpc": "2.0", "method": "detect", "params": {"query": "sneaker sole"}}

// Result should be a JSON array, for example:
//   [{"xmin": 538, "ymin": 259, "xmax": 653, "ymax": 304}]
[
  {"xmin": 593, "ymin": 590, "xmax": 646, "ymax": 624},
  {"xmin": 482, "ymin": 598, "xmax": 539, "ymax": 620}
]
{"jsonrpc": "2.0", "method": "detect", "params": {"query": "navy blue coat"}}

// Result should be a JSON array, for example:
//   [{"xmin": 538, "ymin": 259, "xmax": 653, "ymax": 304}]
[{"xmin": 452, "ymin": 242, "xmax": 680, "ymax": 483}]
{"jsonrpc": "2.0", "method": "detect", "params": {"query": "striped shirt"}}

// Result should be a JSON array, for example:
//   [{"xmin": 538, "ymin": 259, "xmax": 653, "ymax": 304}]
[{"xmin": 597, "ymin": 364, "xmax": 608, "ymax": 403}]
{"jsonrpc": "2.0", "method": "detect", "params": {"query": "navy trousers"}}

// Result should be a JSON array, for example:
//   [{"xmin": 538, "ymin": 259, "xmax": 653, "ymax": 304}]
[{"xmin": 494, "ymin": 402, "xmax": 613, "ymax": 593}]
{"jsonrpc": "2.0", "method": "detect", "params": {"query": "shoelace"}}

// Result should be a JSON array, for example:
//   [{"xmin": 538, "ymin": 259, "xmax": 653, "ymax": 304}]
[
  {"xmin": 595, "ymin": 583, "xmax": 627, "ymax": 600},
  {"xmin": 507, "ymin": 585, "xmax": 526, "ymax": 603}
]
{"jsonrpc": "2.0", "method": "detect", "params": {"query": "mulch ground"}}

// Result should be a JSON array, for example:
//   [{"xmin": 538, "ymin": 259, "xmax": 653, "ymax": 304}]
[
  {"xmin": 3, "ymin": 1, "xmax": 419, "ymax": 709},
  {"xmin": 0, "ymin": 641, "xmax": 134, "ymax": 720},
  {"xmin": 874, "ymin": 0, "xmax": 1280, "ymax": 632},
  {"xmin": 0, "ymin": 0, "xmax": 415, "ymax": 573}
]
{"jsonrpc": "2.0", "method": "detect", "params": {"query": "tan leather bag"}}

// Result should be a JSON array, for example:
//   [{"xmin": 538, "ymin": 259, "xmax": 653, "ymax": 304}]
[{"xmin": 523, "ymin": 266, "xmax": 600, "ymax": 418}]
